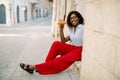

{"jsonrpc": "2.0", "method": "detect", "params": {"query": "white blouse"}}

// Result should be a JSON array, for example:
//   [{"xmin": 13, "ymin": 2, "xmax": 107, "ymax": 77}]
[{"xmin": 69, "ymin": 24, "xmax": 83, "ymax": 46}]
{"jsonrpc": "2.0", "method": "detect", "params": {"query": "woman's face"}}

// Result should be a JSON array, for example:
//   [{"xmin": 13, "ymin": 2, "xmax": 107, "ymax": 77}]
[{"xmin": 70, "ymin": 14, "xmax": 79, "ymax": 27}]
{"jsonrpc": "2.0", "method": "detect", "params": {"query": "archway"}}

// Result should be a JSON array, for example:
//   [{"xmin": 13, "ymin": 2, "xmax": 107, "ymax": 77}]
[{"xmin": 0, "ymin": 4, "xmax": 6, "ymax": 24}]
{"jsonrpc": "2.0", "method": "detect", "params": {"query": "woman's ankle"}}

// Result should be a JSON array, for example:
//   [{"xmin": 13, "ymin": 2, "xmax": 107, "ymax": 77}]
[{"xmin": 30, "ymin": 65, "xmax": 36, "ymax": 70}]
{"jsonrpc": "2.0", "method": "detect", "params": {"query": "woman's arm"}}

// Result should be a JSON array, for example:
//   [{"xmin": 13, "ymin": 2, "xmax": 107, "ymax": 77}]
[{"xmin": 59, "ymin": 25, "xmax": 70, "ymax": 43}]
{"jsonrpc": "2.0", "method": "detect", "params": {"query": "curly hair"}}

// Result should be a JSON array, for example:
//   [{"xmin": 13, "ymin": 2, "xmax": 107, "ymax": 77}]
[{"xmin": 67, "ymin": 11, "xmax": 84, "ymax": 27}]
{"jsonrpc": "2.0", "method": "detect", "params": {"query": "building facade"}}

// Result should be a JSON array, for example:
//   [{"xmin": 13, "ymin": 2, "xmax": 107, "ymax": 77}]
[
  {"xmin": 52, "ymin": 0, "xmax": 120, "ymax": 80},
  {"xmin": 0, "ymin": 0, "xmax": 52, "ymax": 26}
]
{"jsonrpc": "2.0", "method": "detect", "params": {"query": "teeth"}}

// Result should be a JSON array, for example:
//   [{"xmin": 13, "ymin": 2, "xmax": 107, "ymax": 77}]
[{"xmin": 72, "ymin": 21, "xmax": 75, "ymax": 24}]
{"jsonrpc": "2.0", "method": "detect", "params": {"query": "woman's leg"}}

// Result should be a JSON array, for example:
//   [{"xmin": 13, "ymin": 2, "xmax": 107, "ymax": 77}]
[
  {"xmin": 35, "ymin": 46, "xmax": 82, "ymax": 74},
  {"xmin": 45, "ymin": 41, "xmax": 74, "ymax": 62},
  {"xmin": 20, "ymin": 41, "xmax": 75, "ymax": 74}
]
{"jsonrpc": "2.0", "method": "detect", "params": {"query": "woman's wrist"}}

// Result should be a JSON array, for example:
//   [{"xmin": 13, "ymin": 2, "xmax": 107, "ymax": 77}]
[{"xmin": 59, "ymin": 25, "xmax": 64, "ymax": 29}]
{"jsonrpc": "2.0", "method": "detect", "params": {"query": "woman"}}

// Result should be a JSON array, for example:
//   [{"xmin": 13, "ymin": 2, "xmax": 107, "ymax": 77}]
[{"xmin": 20, "ymin": 10, "xmax": 84, "ymax": 74}]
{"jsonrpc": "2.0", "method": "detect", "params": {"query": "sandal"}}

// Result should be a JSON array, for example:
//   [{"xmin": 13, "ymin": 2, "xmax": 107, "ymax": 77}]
[
  {"xmin": 20, "ymin": 63, "xmax": 34, "ymax": 74},
  {"xmin": 35, "ymin": 70, "xmax": 38, "ymax": 72}
]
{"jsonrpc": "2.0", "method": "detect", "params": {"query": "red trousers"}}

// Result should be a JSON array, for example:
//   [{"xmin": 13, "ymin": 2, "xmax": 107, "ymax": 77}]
[{"xmin": 35, "ymin": 41, "xmax": 82, "ymax": 74}]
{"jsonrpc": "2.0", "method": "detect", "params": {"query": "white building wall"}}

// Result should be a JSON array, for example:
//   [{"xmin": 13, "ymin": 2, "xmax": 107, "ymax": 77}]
[
  {"xmin": 75, "ymin": 0, "xmax": 85, "ymax": 16},
  {"xmin": 19, "ymin": 1, "xmax": 31, "ymax": 22},
  {"xmin": 79, "ymin": 0, "xmax": 120, "ymax": 80},
  {"xmin": 0, "ymin": 0, "xmax": 52, "ymax": 26},
  {"xmin": 19, "ymin": 2, "xmax": 24, "ymax": 22},
  {"xmin": 6, "ymin": 2, "xmax": 11, "ymax": 26},
  {"xmin": 53, "ymin": 0, "xmax": 68, "ymax": 39},
  {"xmin": 27, "ymin": 3, "xmax": 32, "ymax": 21}
]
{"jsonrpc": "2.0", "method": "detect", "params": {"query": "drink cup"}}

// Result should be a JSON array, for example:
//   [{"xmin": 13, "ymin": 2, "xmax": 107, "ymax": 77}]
[{"xmin": 58, "ymin": 21, "xmax": 66, "ymax": 25}]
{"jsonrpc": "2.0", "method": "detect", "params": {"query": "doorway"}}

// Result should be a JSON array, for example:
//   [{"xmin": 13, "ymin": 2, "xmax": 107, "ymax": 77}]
[
  {"xmin": 17, "ymin": 6, "xmax": 20, "ymax": 23},
  {"xmin": 0, "ymin": 4, "xmax": 6, "ymax": 24}
]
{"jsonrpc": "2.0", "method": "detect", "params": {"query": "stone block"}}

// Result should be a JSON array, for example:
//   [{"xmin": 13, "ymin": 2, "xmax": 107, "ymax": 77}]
[
  {"xmin": 80, "ymin": 51, "xmax": 120, "ymax": 80},
  {"xmin": 83, "ymin": 29, "xmax": 116, "ymax": 73},
  {"xmin": 114, "ymin": 38, "xmax": 120, "ymax": 78}
]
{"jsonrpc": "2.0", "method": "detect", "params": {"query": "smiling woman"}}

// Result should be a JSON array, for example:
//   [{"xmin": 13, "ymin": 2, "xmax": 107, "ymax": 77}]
[{"xmin": 20, "ymin": 10, "xmax": 84, "ymax": 75}]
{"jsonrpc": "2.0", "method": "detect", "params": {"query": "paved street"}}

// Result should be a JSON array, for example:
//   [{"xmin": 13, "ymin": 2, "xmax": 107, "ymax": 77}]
[{"xmin": 0, "ymin": 16, "xmax": 79, "ymax": 80}]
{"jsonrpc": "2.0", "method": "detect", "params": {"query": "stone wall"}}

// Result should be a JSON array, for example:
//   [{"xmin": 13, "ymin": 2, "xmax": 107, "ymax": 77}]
[{"xmin": 80, "ymin": 0, "xmax": 120, "ymax": 80}]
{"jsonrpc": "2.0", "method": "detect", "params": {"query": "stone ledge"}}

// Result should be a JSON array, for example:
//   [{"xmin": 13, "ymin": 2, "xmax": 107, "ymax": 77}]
[{"xmin": 71, "ymin": 61, "xmax": 81, "ymax": 77}]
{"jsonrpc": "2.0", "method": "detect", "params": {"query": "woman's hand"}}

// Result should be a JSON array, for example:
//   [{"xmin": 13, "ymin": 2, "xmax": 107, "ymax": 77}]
[{"xmin": 57, "ymin": 20, "xmax": 70, "ymax": 43}]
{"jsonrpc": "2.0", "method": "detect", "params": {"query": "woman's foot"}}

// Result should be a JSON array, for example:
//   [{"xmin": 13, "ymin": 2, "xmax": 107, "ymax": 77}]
[{"xmin": 20, "ymin": 63, "xmax": 35, "ymax": 74}]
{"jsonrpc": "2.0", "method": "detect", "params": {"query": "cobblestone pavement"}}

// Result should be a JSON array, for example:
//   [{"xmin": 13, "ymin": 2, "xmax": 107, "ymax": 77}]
[{"xmin": 0, "ymin": 16, "xmax": 79, "ymax": 80}]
